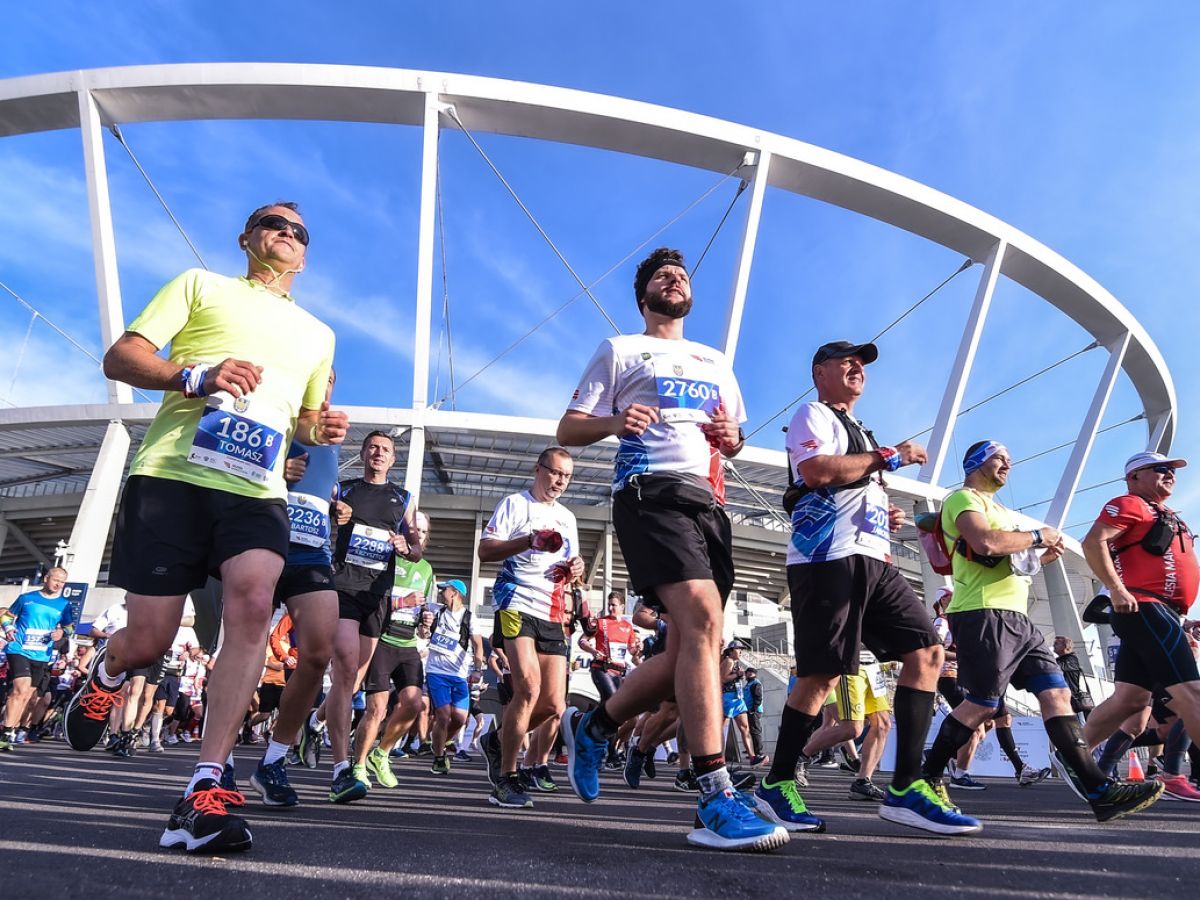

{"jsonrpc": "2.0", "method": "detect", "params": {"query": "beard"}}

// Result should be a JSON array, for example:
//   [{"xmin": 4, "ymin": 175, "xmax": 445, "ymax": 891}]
[{"xmin": 643, "ymin": 288, "xmax": 692, "ymax": 319}]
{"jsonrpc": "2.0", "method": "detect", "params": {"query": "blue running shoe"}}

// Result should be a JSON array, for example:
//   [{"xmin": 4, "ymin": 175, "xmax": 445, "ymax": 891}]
[
  {"xmin": 754, "ymin": 779, "xmax": 826, "ymax": 833},
  {"xmin": 250, "ymin": 758, "xmax": 299, "ymax": 807},
  {"xmin": 221, "ymin": 764, "xmax": 239, "ymax": 793},
  {"xmin": 878, "ymin": 779, "xmax": 982, "ymax": 835},
  {"xmin": 688, "ymin": 788, "xmax": 790, "ymax": 852},
  {"xmin": 562, "ymin": 706, "xmax": 606, "ymax": 803}
]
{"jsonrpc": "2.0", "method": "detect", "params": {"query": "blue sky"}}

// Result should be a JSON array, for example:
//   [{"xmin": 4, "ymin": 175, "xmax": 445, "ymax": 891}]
[{"xmin": 1, "ymin": 2, "xmax": 1197, "ymax": 534}]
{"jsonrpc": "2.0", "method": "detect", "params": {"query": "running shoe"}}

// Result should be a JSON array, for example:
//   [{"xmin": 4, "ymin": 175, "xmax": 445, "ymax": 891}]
[
  {"xmin": 482, "ymin": 724, "xmax": 503, "ymax": 788},
  {"xmin": 1158, "ymin": 773, "xmax": 1200, "ymax": 802},
  {"xmin": 815, "ymin": 751, "xmax": 839, "ymax": 768},
  {"xmin": 64, "ymin": 652, "xmax": 124, "ymax": 752},
  {"xmin": 1050, "ymin": 749, "xmax": 1088, "ymax": 801},
  {"xmin": 454, "ymin": 749, "xmax": 473, "ymax": 761},
  {"xmin": 643, "ymin": 752, "xmax": 657, "ymax": 780},
  {"xmin": 849, "ymin": 778, "xmax": 886, "ymax": 802},
  {"xmin": 794, "ymin": 757, "xmax": 810, "ymax": 788},
  {"xmin": 562, "ymin": 706, "xmax": 606, "ymax": 803},
  {"xmin": 1087, "ymin": 778, "xmax": 1164, "ymax": 821},
  {"xmin": 14, "ymin": 729, "xmax": 27, "ymax": 745},
  {"xmin": 298, "ymin": 716, "xmax": 322, "ymax": 769},
  {"xmin": 415, "ymin": 741, "xmax": 434, "ymax": 757},
  {"xmin": 729, "ymin": 767, "xmax": 758, "ymax": 792},
  {"xmin": 837, "ymin": 746, "xmax": 861, "ymax": 773},
  {"xmin": 250, "ymin": 758, "xmax": 299, "ymax": 807},
  {"xmin": 689, "ymin": 788, "xmax": 791, "ymax": 852},
  {"xmin": 160, "ymin": 780, "xmax": 252, "ymax": 854},
  {"xmin": 490, "ymin": 774, "xmax": 534, "ymax": 809},
  {"xmin": 164, "ymin": 733, "xmax": 179, "ymax": 746},
  {"xmin": 221, "ymin": 764, "xmax": 239, "ymax": 793},
  {"xmin": 180, "ymin": 732, "xmax": 194, "ymax": 744},
  {"xmin": 367, "ymin": 747, "xmax": 399, "ymax": 789},
  {"xmin": 666, "ymin": 751, "xmax": 679, "ymax": 766},
  {"xmin": 390, "ymin": 746, "xmax": 409, "ymax": 759},
  {"xmin": 0, "ymin": 731, "xmax": 12, "ymax": 752},
  {"xmin": 624, "ymin": 747, "xmax": 647, "ymax": 789},
  {"xmin": 113, "ymin": 730, "xmax": 138, "ymax": 758},
  {"xmin": 530, "ymin": 764, "xmax": 558, "ymax": 793},
  {"xmin": 148, "ymin": 742, "xmax": 165, "ymax": 754},
  {"xmin": 950, "ymin": 772, "xmax": 986, "ymax": 791},
  {"xmin": 1018, "ymin": 764, "xmax": 1052, "ymax": 787},
  {"xmin": 930, "ymin": 778, "xmax": 961, "ymax": 812},
  {"xmin": 554, "ymin": 752, "xmax": 568, "ymax": 766},
  {"xmin": 753, "ymin": 779, "xmax": 826, "ymax": 833},
  {"xmin": 878, "ymin": 779, "xmax": 982, "ymax": 835},
  {"xmin": 431, "ymin": 755, "xmax": 451, "ymax": 775},
  {"xmin": 748, "ymin": 754, "xmax": 770, "ymax": 768},
  {"xmin": 674, "ymin": 769, "xmax": 699, "ymax": 792},
  {"xmin": 330, "ymin": 767, "xmax": 369, "ymax": 804}
]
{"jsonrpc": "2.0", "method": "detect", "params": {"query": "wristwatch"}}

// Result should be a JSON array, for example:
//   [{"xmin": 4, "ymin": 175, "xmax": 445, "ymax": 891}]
[{"xmin": 1030, "ymin": 529, "xmax": 1044, "ymax": 548}]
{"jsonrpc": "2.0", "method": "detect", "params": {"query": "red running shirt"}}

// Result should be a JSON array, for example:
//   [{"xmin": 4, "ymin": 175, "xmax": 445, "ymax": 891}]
[
  {"xmin": 593, "ymin": 616, "xmax": 637, "ymax": 667},
  {"xmin": 1100, "ymin": 493, "xmax": 1199, "ymax": 614}
]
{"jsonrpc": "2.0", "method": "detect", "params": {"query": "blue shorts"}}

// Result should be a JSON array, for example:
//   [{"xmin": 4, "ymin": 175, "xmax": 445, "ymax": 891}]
[
  {"xmin": 426, "ymin": 672, "xmax": 470, "ymax": 710},
  {"xmin": 722, "ymin": 690, "xmax": 748, "ymax": 719}
]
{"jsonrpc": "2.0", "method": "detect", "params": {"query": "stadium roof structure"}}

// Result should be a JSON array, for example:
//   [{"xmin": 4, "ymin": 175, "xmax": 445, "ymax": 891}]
[{"xmin": 0, "ymin": 65, "xmax": 1179, "ymax": 675}]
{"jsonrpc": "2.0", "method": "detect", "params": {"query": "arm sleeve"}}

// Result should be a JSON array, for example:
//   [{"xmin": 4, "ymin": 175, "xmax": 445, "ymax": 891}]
[
  {"xmin": 126, "ymin": 269, "xmax": 204, "ymax": 350},
  {"xmin": 785, "ymin": 403, "xmax": 841, "ymax": 469},
  {"xmin": 566, "ymin": 340, "xmax": 618, "ymax": 416}
]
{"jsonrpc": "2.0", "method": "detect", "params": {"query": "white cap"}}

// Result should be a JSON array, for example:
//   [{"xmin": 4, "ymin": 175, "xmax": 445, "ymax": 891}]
[{"xmin": 1124, "ymin": 451, "xmax": 1187, "ymax": 476}]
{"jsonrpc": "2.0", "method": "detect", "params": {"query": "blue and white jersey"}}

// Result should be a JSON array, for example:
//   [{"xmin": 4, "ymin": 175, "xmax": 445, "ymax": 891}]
[
  {"xmin": 485, "ymin": 490, "xmax": 579, "ymax": 624},
  {"xmin": 785, "ymin": 402, "xmax": 890, "ymax": 565},
  {"xmin": 425, "ymin": 605, "xmax": 481, "ymax": 679},
  {"xmin": 568, "ymin": 334, "xmax": 746, "ymax": 493},
  {"xmin": 284, "ymin": 442, "xmax": 339, "ymax": 567},
  {"xmin": 4, "ymin": 590, "xmax": 72, "ymax": 662}
]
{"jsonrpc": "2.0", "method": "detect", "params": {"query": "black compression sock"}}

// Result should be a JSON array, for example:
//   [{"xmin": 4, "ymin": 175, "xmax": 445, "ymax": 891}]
[
  {"xmin": 893, "ymin": 686, "xmax": 937, "ymax": 789},
  {"xmin": 1045, "ymin": 715, "xmax": 1108, "ymax": 792},
  {"xmin": 1096, "ymin": 730, "xmax": 1135, "ymax": 778},
  {"xmin": 995, "ymin": 725, "xmax": 1025, "ymax": 775},
  {"xmin": 765, "ymin": 705, "xmax": 820, "ymax": 784},
  {"xmin": 921, "ymin": 713, "xmax": 976, "ymax": 783}
]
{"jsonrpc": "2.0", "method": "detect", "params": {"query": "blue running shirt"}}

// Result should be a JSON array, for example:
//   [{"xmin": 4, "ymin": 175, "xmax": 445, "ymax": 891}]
[{"xmin": 4, "ymin": 590, "xmax": 73, "ymax": 662}]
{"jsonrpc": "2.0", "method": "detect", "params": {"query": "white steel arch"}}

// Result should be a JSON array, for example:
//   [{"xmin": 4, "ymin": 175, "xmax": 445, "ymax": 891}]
[{"xmin": 0, "ymin": 64, "xmax": 1179, "ymax": 678}]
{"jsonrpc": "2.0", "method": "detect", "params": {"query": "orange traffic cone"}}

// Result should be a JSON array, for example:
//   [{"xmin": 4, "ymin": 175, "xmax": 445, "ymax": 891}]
[{"xmin": 1127, "ymin": 750, "xmax": 1145, "ymax": 781}]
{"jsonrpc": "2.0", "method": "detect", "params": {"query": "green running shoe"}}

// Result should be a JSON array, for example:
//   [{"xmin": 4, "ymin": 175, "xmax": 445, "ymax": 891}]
[{"xmin": 367, "ymin": 747, "xmax": 399, "ymax": 789}]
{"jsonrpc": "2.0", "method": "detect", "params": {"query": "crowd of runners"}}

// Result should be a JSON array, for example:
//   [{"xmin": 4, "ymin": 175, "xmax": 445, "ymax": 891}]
[{"xmin": 1, "ymin": 202, "xmax": 1196, "ymax": 856}]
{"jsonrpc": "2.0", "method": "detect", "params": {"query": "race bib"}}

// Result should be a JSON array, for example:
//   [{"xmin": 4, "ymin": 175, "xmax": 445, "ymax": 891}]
[
  {"xmin": 345, "ymin": 523, "xmax": 392, "ymax": 570},
  {"xmin": 430, "ymin": 631, "xmax": 460, "ymax": 652},
  {"xmin": 287, "ymin": 491, "xmax": 330, "ymax": 548},
  {"xmin": 23, "ymin": 628, "xmax": 51, "ymax": 651},
  {"xmin": 653, "ymin": 357, "xmax": 721, "ymax": 424},
  {"xmin": 855, "ymin": 481, "xmax": 891, "ymax": 551},
  {"xmin": 188, "ymin": 390, "xmax": 286, "ymax": 484},
  {"xmin": 611, "ymin": 644, "xmax": 629, "ymax": 664},
  {"xmin": 863, "ymin": 663, "xmax": 887, "ymax": 697}
]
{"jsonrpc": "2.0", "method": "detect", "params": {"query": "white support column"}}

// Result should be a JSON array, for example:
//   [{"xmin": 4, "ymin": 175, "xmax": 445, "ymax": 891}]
[
  {"xmin": 1148, "ymin": 410, "xmax": 1173, "ymax": 454},
  {"xmin": 78, "ymin": 88, "xmax": 131, "ymax": 404},
  {"xmin": 722, "ymin": 150, "xmax": 772, "ymax": 364},
  {"xmin": 1045, "ymin": 332, "xmax": 1131, "ymax": 529},
  {"xmin": 1042, "ymin": 561, "xmax": 1093, "ymax": 675},
  {"xmin": 919, "ymin": 240, "xmax": 1006, "ymax": 485},
  {"xmin": 586, "ymin": 523, "xmax": 608, "ymax": 587},
  {"xmin": 603, "ymin": 523, "xmax": 614, "ymax": 598},
  {"xmin": 63, "ymin": 420, "xmax": 129, "ymax": 588},
  {"xmin": 404, "ymin": 92, "xmax": 443, "ymax": 504},
  {"xmin": 469, "ymin": 511, "xmax": 484, "ymax": 613}
]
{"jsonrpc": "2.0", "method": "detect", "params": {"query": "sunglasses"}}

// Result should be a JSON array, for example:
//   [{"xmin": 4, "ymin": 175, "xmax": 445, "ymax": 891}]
[
  {"xmin": 251, "ymin": 214, "xmax": 309, "ymax": 246},
  {"xmin": 1147, "ymin": 464, "xmax": 1177, "ymax": 475}
]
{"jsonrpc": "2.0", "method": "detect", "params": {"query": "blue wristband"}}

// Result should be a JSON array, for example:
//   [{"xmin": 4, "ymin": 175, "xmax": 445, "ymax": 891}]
[{"xmin": 877, "ymin": 446, "xmax": 903, "ymax": 472}]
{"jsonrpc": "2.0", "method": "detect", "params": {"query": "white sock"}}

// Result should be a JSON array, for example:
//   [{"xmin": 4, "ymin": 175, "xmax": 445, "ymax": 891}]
[
  {"xmin": 186, "ymin": 762, "xmax": 224, "ymax": 795},
  {"xmin": 309, "ymin": 710, "xmax": 325, "ymax": 732},
  {"xmin": 332, "ymin": 760, "xmax": 349, "ymax": 779},
  {"xmin": 96, "ymin": 658, "xmax": 125, "ymax": 689},
  {"xmin": 226, "ymin": 752, "xmax": 235, "ymax": 768},
  {"xmin": 263, "ymin": 739, "xmax": 290, "ymax": 766},
  {"xmin": 150, "ymin": 712, "xmax": 163, "ymax": 744}
]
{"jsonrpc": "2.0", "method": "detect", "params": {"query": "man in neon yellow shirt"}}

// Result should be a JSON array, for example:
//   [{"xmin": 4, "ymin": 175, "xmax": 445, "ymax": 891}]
[
  {"xmin": 64, "ymin": 202, "xmax": 348, "ymax": 855},
  {"xmin": 921, "ymin": 439, "xmax": 1163, "ymax": 824}
]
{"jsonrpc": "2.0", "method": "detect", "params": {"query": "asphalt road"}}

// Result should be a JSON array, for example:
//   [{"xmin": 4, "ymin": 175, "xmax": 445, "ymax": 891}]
[{"xmin": 2, "ymin": 740, "xmax": 1197, "ymax": 898}]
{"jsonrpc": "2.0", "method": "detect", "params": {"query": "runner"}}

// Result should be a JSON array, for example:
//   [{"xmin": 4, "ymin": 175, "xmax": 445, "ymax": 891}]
[
  {"xmin": 720, "ymin": 644, "xmax": 768, "ymax": 767},
  {"xmin": 1081, "ymin": 451, "xmax": 1200, "ymax": 803},
  {"xmin": 744, "ymin": 667, "xmax": 765, "ymax": 760},
  {"xmin": 0, "ymin": 567, "xmax": 73, "ymax": 751},
  {"xmin": 477, "ymin": 447, "xmax": 584, "ymax": 809},
  {"xmin": 578, "ymin": 591, "xmax": 639, "ymax": 768},
  {"xmin": 307, "ymin": 430, "xmax": 421, "ymax": 803},
  {"xmin": 557, "ymin": 247, "xmax": 787, "ymax": 851},
  {"xmin": 764, "ymin": 340, "xmax": 978, "ymax": 837},
  {"xmin": 351, "ymin": 512, "xmax": 435, "ymax": 790},
  {"xmin": 63, "ymin": 202, "xmax": 346, "ymax": 854},
  {"xmin": 921, "ymin": 440, "xmax": 1162, "ymax": 822},
  {"xmin": 149, "ymin": 618, "xmax": 199, "ymax": 752},
  {"xmin": 424, "ymin": 579, "xmax": 485, "ymax": 774}
]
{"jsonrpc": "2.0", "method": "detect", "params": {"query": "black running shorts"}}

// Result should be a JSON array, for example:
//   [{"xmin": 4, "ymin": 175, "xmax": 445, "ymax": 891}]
[
  {"xmin": 363, "ymin": 641, "xmax": 424, "ymax": 694},
  {"xmin": 497, "ymin": 609, "xmax": 567, "ymax": 658},
  {"xmin": 789, "ymin": 555, "xmax": 938, "ymax": 677},
  {"xmin": 131, "ymin": 658, "xmax": 166, "ymax": 686},
  {"xmin": 1112, "ymin": 602, "xmax": 1200, "ymax": 691},
  {"xmin": 612, "ymin": 485, "xmax": 734, "ymax": 610},
  {"xmin": 274, "ymin": 563, "xmax": 336, "ymax": 606},
  {"xmin": 948, "ymin": 608, "xmax": 1066, "ymax": 705},
  {"xmin": 337, "ymin": 588, "xmax": 387, "ymax": 639},
  {"xmin": 109, "ymin": 475, "xmax": 289, "ymax": 597},
  {"xmin": 5, "ymin": 653, "xmax": 47, "ymax": 685},
  {"xmin": 257, "ymin": 682, "xmax": 284, "ymax": 715},
  {"xmin": 155, "ymin": 674, "xmax": 182, "ymax": 708}
]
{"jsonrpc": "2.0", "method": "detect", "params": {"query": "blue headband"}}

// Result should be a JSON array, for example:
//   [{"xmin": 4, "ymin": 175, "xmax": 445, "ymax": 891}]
[{"xmin": 963, "ymin": 441, "xmax": 1006, "ymax": 476}]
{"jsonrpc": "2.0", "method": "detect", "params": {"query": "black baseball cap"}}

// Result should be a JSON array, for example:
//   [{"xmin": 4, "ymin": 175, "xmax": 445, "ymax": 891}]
[{"xmin": 812, "ymin": 341, "xmax": 879, "ymax": 368}]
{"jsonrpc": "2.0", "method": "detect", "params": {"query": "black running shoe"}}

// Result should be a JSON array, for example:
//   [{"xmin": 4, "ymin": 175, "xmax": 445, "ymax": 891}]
[
  {"xmin": 530, "ymin": 764, "xmax": 558, "ymax": 793},
  {"xmin": 159, "ymin": 780, "xmax": 252, "ymax": 854},
  {"xmin": 490, "ymin": 774, "xmax": 533, "ymax": 809},
  {"xmin": 643, "ymin": 751, "xmax": 657, "ymax": 780},
  {"xmin": 298, "ymin": 716, "xmax": 322, "ymax": 769},
  {"xmin": 730, "ymin": 767, "xmax": 758, "ymax": 792},
  {"xmin": 1088, "ymin": 778, "xmax": 1165, "ymax": 822},
  {"xmin": 222, "ymin": 764, "xmax": 238, "ymax": 793},
  {"xmin": 251, "ymin": 759, "xmax": 299, "ymax": 807},
  {"xmin": 64, "ymin": 651, "xmax": 125, "ymax": 752},
  {"xmin": 113, "ymin": 730, "xmax": 138, "ymax": 758},
  {"xmin": 482, "ymin": 726, "xmax": 503, "ymax": 788},
  {"xmin": 624, "ymin": 747, "xmax": 646, "ymax": 789},
  {"xmin": 673, "ymin": 769, "xmax": 699, "ymax": 792}
]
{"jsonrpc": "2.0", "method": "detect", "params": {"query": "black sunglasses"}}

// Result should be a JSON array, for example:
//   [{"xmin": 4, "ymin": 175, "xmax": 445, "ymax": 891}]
[
  {"xmin": 251, "ymin": 214, "xmax": 309, "ymax": 246},
  {"xmin": 1148, "ymin": 464, "xmax": 1177, "ymax": 475}
]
